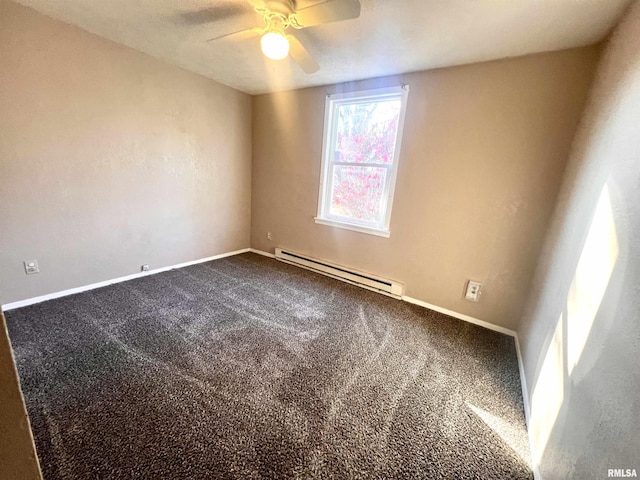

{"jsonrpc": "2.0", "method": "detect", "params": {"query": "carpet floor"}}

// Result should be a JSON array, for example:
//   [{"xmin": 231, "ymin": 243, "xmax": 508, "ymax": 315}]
[{"xmin": 6, "ymin": 253, "xmax": 532, "ymax": 479}]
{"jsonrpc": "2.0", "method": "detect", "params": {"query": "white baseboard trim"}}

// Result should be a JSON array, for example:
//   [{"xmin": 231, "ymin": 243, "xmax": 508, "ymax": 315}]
[
  {"xmin": 249, "ymin": 248, "xmax": 276, "ymax": 258},
  {"xmin": 250, "ymin": 249, "xmax": 515, "ymax": 338},
  {"xmin": 1, "ymin": 248, "xmax": 251, "ymax": 311},
  {"xmin": 401, "ymin": 296, "xmax": 517, "ymax": 337},
  {"xmin": 249, "ymin": 250, "xmax": 517, "ymax": 338},
  {"xmin": 515, "ymin": 334, "xmax": 541, "ymax": 479},
  {"xmin": 514, "ymin": 334, "xmax": 531, "ymax": 420}
]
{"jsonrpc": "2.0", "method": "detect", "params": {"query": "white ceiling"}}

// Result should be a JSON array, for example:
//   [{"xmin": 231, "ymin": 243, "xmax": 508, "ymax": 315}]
[{"xmin": 13, "ymin": 0, "xmax": 635, "ymax": 94}]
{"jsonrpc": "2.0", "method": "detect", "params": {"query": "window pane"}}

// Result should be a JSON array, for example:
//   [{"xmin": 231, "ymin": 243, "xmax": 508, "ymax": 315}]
[
  {"xmin": 336, "ymin": 99, "xmax": 401, "ymax": 165},
  {"xmin": 330, "ymin": 165, "xmax": 387, "ymax": 224}
]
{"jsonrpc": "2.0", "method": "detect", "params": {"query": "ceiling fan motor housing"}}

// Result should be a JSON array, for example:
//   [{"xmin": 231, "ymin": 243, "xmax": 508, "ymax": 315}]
[{"xmin": 208, "ymin": 0, "xmax": 359, "ymax": 74}]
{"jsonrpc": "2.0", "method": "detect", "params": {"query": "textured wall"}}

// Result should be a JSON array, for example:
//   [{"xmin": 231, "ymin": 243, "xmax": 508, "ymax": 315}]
[
  {"xmin": 251, "ymin": 48, "xmax": 599, "ymax": 330},
  {"xmin": 519, "ymin": 1, "xmax": 640, "ymax": 478},
  {"xmin": 0, "ymin": 310, "xmax": 41, "ymax": 479},
  {"xmin": 0, "ymin": 0, "xmax": 252, "ymax": 304}
]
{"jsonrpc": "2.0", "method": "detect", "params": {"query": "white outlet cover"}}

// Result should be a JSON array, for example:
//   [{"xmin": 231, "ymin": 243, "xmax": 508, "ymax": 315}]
[
  {"xmin": 24, "ymin": 260, "xmax": 40, "ymax": 275},
  {"xmin": 465, "ymin": 280, "xmax": 482, "ymax": 302}
]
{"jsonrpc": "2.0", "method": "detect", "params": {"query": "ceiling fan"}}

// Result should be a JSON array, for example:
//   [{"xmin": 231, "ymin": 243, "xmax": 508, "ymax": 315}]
[{"xmin": 207, "ymin": 0, "xmax": 362, "ymax": 74}]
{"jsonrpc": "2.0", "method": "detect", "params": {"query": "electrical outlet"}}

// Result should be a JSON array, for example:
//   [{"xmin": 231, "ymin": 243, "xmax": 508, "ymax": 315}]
[
  {"xmin": 465, "ymin": 280, "xmax": 482, "ymax": 302},
  {"xmin": 266, "ymin": 231, "xmax": 272, "ymax": 240},
  {"xmin": 24, "ymin": 260, "xmax": 40, "ymax": 275},
  {"xmin": 141, "ymin": 264, "xmax": 150, "ymax": 272}
]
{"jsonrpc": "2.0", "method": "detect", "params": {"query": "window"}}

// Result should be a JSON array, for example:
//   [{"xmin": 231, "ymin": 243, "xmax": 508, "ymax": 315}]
[{"xmin": 315, "ymin": 85, "xmax": 409, "ymax": 237}]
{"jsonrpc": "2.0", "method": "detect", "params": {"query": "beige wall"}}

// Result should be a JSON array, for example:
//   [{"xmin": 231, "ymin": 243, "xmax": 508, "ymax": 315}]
[
  {"xmin": 0, "ymin": 0, "xmax": 252, "ymax": 304},
  {"xmin": 519, "ymin": 1, "xmax": 640, "ymax": 478},
  {"xmin": 0, "ymin": 310, "xmax": 42, "ymax": 479},
  {"xmin": 251, "ymin": 48, "xmax": 600, "ymax": 330}
]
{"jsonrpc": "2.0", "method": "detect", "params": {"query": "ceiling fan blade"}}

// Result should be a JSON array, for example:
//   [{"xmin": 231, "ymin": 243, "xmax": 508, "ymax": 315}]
[
  {"xmin": 288, "ymin": 35, "xmax": 320, "ymax": 74},
  {"xmin": 207, "ymin": 27, "xmax": 262, "ymax": 42},
  {"xmin": 247, "ymin": 0, "xmax": 268, "ymax": 13},
  {"xmin": 292, "ymin": 0, "xmax": 361, "ymax": 29},
  {"xmin": 177, "ymin": 4, "xmax": 248, "ymax": 26}
]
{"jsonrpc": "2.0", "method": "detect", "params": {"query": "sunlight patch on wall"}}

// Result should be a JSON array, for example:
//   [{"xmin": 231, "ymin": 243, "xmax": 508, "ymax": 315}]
[
  {"xmin": 567, "ymin": 184, "xmax": 619, "ymax": 375},
  {"xmin": 531, "ymin": 315, "xmax": 564, "ymax": 467},
  {"xmin": 529, "ymin": 183, "xmax": 620, "ymax": 469}
]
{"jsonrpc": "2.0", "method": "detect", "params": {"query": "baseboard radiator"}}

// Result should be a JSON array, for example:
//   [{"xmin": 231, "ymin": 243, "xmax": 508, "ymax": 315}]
[{"xmin": 275, "ymin": 248, "xmax": 404, "ymax": 298}]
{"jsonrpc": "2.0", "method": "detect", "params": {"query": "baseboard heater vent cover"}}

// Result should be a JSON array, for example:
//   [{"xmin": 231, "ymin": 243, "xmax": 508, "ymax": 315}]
[{"xmin": 275, "ymin": 248, "xmax": 404, "ymax": 298}]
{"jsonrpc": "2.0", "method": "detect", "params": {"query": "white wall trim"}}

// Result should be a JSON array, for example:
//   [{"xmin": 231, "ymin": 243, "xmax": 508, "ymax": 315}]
[
  {"xmin": 249, "ymin": 248, "xmax": 276, "ymax": 258},
  {"xmin": 515, "ymin": 333, "xmax": 541, "ymax": 480},
  {"xmin": 401, "ymin": 296, "xmax": 517, "ymax": 337},
  {"xmin": 314, "ymin": 217, "xmax": 391, "ymax": 238},
  {"xmin": 1, "ymin": 248, "xmax": 251, "ymax": 311},
  {"xmin": 250, "ymin": 250, "xmax": 519, "ymax": 339}
]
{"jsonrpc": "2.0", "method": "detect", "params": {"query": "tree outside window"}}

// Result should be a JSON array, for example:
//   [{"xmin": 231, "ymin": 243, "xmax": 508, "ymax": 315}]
[{"xmin": 316, "ymin": 86, "xmax": 409, "ymax": 237}]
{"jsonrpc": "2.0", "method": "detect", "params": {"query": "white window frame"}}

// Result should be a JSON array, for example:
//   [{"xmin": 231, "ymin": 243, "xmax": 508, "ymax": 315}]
[{"xmin": 315, "ymin": 85, "xmax": 410, "ymax": 238}]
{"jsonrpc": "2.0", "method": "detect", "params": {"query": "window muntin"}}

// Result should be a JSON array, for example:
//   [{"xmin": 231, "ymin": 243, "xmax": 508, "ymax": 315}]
[{"xmin": 316, "ymin": 86, "xmax": 409, "ymax": 237}]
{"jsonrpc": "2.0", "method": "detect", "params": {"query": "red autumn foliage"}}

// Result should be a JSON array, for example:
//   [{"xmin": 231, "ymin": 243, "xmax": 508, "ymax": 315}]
[{"xmin": 330, "ymin": 100, "xmax": 400, "ymax": 223}]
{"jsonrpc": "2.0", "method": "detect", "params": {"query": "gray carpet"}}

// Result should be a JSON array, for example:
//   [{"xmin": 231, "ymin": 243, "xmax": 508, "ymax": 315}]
[{"xmin": 6, "ymin": 253, "xmax": 532, "ymax": 479}]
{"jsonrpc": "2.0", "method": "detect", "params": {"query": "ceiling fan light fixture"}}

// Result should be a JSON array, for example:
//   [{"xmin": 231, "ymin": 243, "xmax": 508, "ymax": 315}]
[{"xmin": 261, "ymin": 31, "xmax": 289, "ymax": 60}]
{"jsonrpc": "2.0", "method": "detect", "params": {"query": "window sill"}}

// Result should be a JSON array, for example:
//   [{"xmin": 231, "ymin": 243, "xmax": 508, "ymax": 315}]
[{"xmin": 314, "ymin": 217, "xmax": 390, "ymax": 238}]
